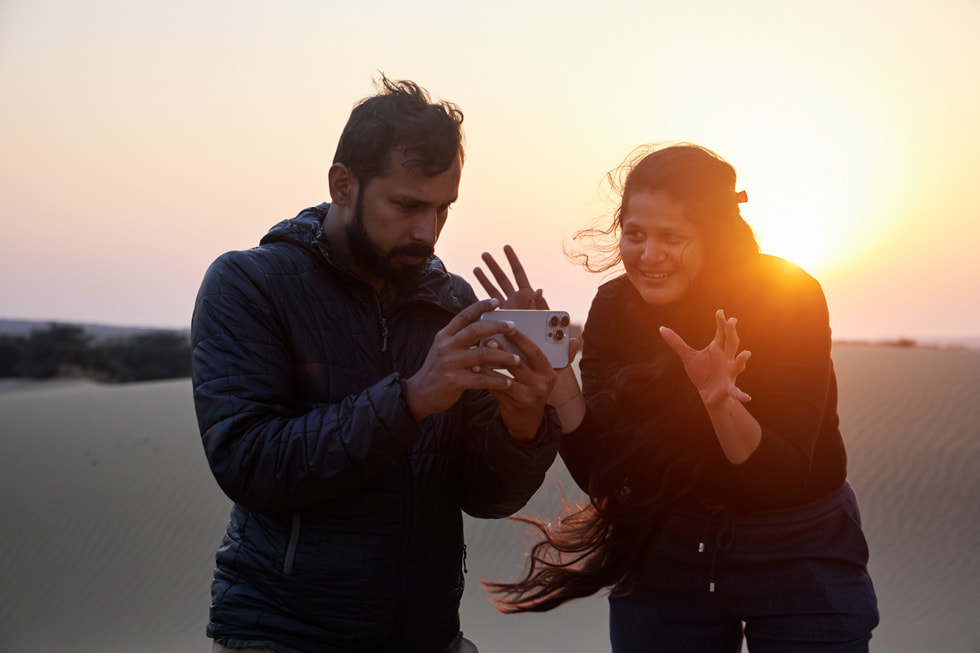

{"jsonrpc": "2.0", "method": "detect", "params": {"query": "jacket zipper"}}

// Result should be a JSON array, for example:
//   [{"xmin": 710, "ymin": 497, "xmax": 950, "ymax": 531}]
[
  {"xmin": 314, "ymin": 239, "xmax": 391, "ymax": 353},
  {"xmin": 283, "ymin": 511, "xmax": 301, "ymax": 575},
  {"xmin": 373, "ymin": 293, "xmax": 390, "ymax": 353}
]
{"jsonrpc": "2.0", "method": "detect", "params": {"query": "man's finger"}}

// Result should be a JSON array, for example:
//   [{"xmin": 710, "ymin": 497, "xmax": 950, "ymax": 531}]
[
  {"xmin": 500, "ymin": 327, "xmax": 552, "ymax": 373},
  {"xmin": 443, "ymin": 298, "xmax": 500, "ymax": 337},
  {"xmin": 454, "ymin": 315, "xmax": 529, "ymax": 351},
  {"xmin": 462, "ymin": 344, "xmax": 522, "ymax": 371},
  {"xmin": 463, "ymin": 369, "xmax": 515, "ymax": 392}
]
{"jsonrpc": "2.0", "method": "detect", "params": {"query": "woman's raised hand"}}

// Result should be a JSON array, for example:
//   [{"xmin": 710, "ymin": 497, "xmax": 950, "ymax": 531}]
[
  {"xmin": 474, "ymin": 245, "xmax": 549, "ymax": 310},
  {"xmin": 660, "ymin": 309, "xmax": 752, "ymax": 407}
]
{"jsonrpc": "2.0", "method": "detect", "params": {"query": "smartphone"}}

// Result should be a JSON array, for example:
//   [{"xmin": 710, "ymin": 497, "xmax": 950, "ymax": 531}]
[{"xmin": 479, "ymin": 309, "xmax": 571, "ymax": 369}]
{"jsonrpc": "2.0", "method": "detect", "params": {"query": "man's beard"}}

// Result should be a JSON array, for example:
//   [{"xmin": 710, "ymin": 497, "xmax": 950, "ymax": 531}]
[{"xmin": 345, "ymin": 190, "xmax": 434, "ymax": 287}]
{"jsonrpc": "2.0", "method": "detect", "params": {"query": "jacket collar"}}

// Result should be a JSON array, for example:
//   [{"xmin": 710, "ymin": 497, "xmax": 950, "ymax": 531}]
[{"xmin": 262, "ymin": 203, "xmax": 472, "ymax": 315}]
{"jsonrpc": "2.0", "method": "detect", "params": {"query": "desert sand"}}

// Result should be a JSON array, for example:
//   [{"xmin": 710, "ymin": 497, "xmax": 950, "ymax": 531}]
[{"xmin": 1, "ymin": 343, "xmax": 978, "ymax": 652}]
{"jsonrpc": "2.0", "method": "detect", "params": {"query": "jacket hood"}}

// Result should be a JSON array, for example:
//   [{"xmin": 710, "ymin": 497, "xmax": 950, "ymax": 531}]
[{"xmin": 260, "ymin": 204, "xmax": 326, "ymax": 248}]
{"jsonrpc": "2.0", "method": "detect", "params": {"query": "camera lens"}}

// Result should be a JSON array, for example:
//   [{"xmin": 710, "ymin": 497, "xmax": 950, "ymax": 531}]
[
  {"xmin": 560, "ymin": 315, "xmax": 570, "ymax": 328},
  {"xmin": 549, "ymin": 315, "xmax": 559, "ymax": 328},
  {"xmin": 554, "ymin": 329, "xmax": 565, "ymax": 341}
]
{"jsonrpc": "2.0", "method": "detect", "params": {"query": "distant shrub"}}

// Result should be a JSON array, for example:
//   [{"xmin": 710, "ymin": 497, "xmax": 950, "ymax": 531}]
[
  {"xmin": 0, "ymin": 323, "xmax": 190, "ymax": 382},
  {"xmin": 0, "ymin": 334, "xmax": 23, "ymax": 377},
  {"xmin": 890, "ymin": 338, "xmax": 917, "ymax": 348},
  {"xmin": 20, "ymin": 324, "xmax": 91, "ymax": 378},
  {"xmin": 90, "ymin": 331, "xmax": 192, "ymax": 382}
]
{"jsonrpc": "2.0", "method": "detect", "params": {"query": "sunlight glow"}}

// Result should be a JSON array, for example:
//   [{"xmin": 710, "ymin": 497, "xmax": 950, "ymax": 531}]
[
  {"xmin": 737, "ymin": 133, "xmax": 897, "ymax": 280},
  {"xmin": 720, "ymin": 96, "xmax": 896, "ymax": 280}
]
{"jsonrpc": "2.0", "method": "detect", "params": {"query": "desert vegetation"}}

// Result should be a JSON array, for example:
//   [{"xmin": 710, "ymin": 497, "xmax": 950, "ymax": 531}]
[{"xmin": 0, "ymin": 323, "xmax": 190, "ymax": 382}]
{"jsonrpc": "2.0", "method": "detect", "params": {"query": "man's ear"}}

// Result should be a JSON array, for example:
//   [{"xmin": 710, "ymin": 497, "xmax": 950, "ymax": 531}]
[{"xmin": 328, "ymin": 164, "xmax": 358, "ymax": 207}]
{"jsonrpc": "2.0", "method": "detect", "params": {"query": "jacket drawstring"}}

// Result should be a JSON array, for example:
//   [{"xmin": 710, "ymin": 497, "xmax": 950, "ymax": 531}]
[{"xmin": 698, "ymin": 500, "xmax": 735, "ymax": 592}]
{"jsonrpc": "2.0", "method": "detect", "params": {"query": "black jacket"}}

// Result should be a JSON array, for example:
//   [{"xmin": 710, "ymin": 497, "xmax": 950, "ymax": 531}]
[
  {"xmin": 561, "ymin": 255, "xmax": 846, "ymax": 514},
  {"xmin": 192, "ymin": 204, "xmax": 560, "ymax": 652}
]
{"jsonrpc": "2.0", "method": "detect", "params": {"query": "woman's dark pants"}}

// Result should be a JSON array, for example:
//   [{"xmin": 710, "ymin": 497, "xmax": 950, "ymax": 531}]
[{"xmin": 609, "ymin": 482, "xmax": 879, "ymax": 652}]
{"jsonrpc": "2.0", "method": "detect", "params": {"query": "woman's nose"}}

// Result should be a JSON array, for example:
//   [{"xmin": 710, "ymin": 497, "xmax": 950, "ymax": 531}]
[{"xmin": 640, "ymin": 239, "xmax": 666, "ymax": 263}]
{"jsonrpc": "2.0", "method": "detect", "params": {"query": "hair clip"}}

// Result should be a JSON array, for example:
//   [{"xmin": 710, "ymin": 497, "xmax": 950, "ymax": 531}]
[{"xmin": 735, "ymin": 190, "xmax": 748, "ymax": 204}]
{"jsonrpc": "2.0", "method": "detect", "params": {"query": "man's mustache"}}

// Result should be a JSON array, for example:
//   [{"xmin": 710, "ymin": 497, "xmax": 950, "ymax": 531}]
[{"xmin": 390, "ymin": 243, "xmax": 434, "ymax": 258}]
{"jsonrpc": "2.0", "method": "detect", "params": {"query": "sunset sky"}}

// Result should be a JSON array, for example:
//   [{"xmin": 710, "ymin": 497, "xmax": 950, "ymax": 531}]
[{"xmin": 2, "ymin": 0, "xmax": 978, "ymax": 342}]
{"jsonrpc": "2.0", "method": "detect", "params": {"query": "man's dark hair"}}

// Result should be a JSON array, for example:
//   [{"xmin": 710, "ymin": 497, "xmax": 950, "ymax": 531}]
[{"xmin": 333, "ymin": 75, "xmax": 464, "ymax": 185}]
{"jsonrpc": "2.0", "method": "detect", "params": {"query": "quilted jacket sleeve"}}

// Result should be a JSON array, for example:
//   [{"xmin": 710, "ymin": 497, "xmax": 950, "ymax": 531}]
[
  {"xmin": 191, "ymin": 252, "xmax": 426, "ymax": 513},
  {"xmin": 455, "ymin": 390, "xmax": 561, "ymax": 519}
]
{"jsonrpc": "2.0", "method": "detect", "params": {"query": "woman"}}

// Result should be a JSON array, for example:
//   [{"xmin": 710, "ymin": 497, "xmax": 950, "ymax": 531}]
[{"xmin": 476, "ymin": 143, "xmax": 878, "ymax": 652}]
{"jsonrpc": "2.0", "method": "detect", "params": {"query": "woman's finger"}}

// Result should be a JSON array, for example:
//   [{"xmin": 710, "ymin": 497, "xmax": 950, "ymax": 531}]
[
  {"xmin": 728, "ymin": 385, "xmax": 752, "ymax": 403},
  {"xmin": 532, "ymin": 288, "xmax": 550, "ymax": 310},
  {"xmin": 503, "ymin": 245, "xmax": 533, "ymax": 291},
  {"xmin": 713, "ymin": 309, "xmax": 728, "ymax": 349},
  {"xmin": 733, "ymin": 349, "xmax": 751, "ymax": 378},
  {"xmin": 473, "ymin": 267, "xmax": 504, "ymax": 302},
  {"xmin": 660, "ymin": 326, "xmax": 696, "ymax": 358},
  {"xmin": 725, "ymin": 317, "xmax": 740, "ymax": 358},
  {"xmin": 481, "ymin": 251, "xmax": 517, "ymax": 297}
]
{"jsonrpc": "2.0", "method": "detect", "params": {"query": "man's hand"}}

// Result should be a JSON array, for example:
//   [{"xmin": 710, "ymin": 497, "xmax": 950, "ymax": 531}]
[
  {"xmin": 660, "ymin": 309, "xmax": 752, "ymax": 408},
  {"xmin": 481, "ymin": 327, "xmax": 559, "ymax": 442},
  {"xmin": 404, "ymin": 298, "xmax": 529, "ymax": 422},
  {"xmin": 474, "ymin": 245, "xmax": 582, "ymax": 440}
]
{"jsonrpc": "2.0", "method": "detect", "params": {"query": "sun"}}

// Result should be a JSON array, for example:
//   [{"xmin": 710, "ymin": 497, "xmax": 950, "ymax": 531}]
[
  {"xmin": 746, "ymin": 192, "xmax": 844, "ymax": 277},
  {"xmin": 733, "ymin": 135, "xmax": 890, "ymax": 280},
  {"xmin": 653, "ymin": 57, "xmax": 903, "ymax": 281}
]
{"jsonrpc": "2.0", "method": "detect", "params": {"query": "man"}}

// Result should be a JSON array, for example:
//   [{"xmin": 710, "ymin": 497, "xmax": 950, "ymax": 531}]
[{"xmin": 191, "ymin": 77, "xmax": 561, "ymax": 652}]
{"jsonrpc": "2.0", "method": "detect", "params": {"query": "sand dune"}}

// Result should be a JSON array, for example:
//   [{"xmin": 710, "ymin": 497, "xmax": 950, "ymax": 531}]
[{"xmin": 1, "ymin": 343, "xmax": 978, "ymax": 652}]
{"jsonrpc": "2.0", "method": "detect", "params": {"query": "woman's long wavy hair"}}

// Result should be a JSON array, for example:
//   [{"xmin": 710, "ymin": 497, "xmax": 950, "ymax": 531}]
[
  {"xmin": 572, "ymin": 141, "xmax": 758, "ymax": 276},
  {"xmin": 484, "ymin": 143, "xmax": 760, "ymax": 613}
]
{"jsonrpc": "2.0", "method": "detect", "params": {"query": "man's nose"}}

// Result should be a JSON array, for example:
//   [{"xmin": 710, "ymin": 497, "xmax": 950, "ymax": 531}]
[{"xmin": 412, "ymin": 213, "xmax": 439, "ymax": 244}]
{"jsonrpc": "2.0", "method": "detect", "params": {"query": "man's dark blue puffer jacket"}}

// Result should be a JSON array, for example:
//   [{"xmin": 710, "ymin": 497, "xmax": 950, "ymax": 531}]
[{"xmin": 191, "ymin": 204, "xmax": 560, "ymax": 652}]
